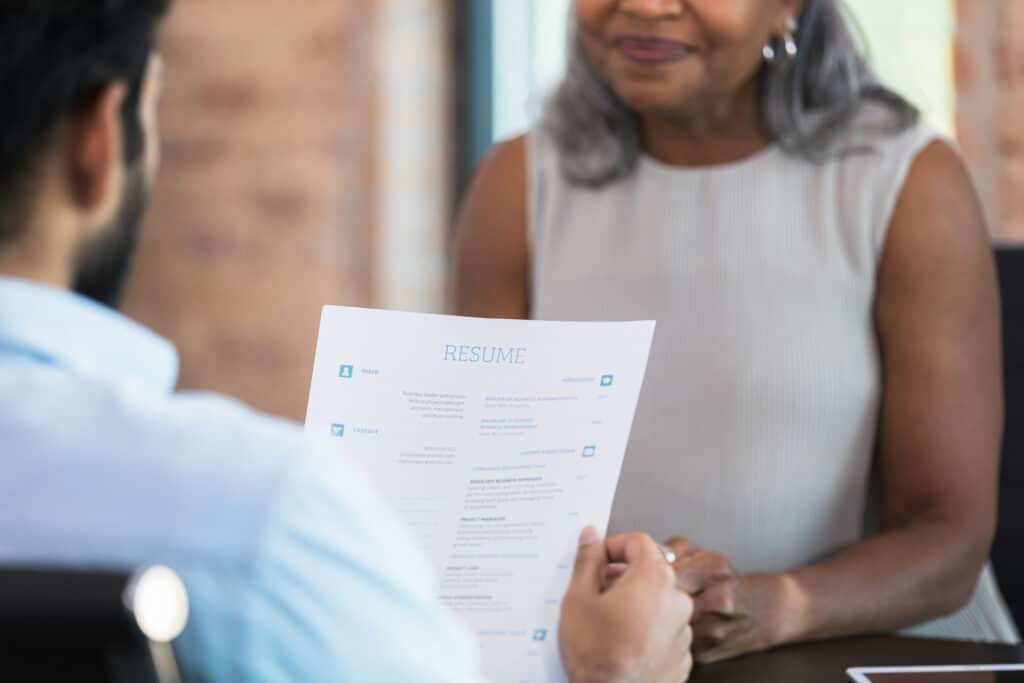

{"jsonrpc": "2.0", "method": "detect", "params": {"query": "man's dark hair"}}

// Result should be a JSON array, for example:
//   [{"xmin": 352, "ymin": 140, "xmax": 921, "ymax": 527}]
[{"xmin": 0, "ymin": 0, "xmax": 171, "ymax": 244}]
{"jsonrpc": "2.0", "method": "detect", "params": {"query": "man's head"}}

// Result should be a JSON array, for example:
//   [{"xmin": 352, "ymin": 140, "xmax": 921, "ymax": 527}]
[{"xmin": 0, "ymin": 0, "xmax": 170, "ymax": 306}]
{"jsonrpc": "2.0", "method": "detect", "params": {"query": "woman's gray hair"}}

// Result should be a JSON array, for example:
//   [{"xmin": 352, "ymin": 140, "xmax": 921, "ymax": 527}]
[{"xmin": 543, "ymin": 0, "xmax": 919, "ymax": 186}]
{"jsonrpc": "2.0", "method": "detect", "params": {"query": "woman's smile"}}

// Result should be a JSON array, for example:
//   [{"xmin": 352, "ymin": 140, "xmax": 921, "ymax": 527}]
[{"xmin": 614, "ymin": 36, "xmax": 697, "ymax": 65}]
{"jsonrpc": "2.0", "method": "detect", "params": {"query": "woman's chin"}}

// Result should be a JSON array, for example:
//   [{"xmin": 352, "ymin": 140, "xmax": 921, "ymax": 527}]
[
  {"xmin": 606, "ymin": 76, "xmax": 694, "ymax": 117},
  {"xmin": 617, "ymin": 89, "xmax": 690, "ymax": 118}
]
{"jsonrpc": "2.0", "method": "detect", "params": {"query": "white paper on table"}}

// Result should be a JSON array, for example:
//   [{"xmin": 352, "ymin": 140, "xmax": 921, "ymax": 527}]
[{"xmin": 304, "ymin": 306, "xmax": 656, "ymax": 683}]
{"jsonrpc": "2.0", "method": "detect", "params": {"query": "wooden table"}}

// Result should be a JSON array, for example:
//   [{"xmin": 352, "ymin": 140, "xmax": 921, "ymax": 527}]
[{"xmin": 690, "ymin": 637, "xmax": 1024, "ymax": 682}]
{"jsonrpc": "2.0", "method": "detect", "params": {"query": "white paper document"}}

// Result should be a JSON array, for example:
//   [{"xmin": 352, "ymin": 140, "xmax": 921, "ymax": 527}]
[{"xmin": 304, "ymin": 306, "xmax": 655, "ymax": 682}]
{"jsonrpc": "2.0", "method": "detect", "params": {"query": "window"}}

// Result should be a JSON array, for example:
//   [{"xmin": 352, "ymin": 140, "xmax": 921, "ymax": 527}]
[
  {"xmin": 844, "ymin": 0, "xmax": 955, "ymax": 136},
  {"xmin": 491, "ymin": 0, "xmax": 572, "ymax": 143}
]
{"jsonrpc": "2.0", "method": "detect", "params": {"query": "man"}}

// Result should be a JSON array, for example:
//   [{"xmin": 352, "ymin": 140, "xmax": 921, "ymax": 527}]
[{"xmin": 0, "ymin": 2, "xmax": 694, "ymax": 682}]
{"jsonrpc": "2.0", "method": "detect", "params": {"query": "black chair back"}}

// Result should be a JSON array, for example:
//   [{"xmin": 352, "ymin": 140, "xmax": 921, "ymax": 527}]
[
  {"xmin": 993, "ymin": 246, "xmax": 1024, "ymax": 630},
  {"xmin": 0, "ymin": 568, "xmax": 169, "ymax": 683}
]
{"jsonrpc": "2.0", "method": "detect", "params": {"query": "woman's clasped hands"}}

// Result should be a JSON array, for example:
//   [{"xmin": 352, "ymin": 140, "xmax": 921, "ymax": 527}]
[{"xmin": 662, "ymin": 538, "xmax": 805, "ymax": 664}]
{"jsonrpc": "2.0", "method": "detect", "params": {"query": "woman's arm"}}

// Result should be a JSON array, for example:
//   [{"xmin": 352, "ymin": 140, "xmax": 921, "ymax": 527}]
[
  {"xmin": 451, "ymin": 135, "xmax": 530, "ymax": 319},
  {"xmin": 783, "ymin": 139, "xmax": 1003, "ymax": 638},
  {"xmin": 667, "ymin": 140, "xmax": 1004, "ymax": 663}
]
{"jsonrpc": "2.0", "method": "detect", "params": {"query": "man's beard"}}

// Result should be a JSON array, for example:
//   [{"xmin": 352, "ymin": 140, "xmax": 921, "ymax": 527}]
[{"xmin": 71, "ymin": 165, "xmax": 149, "ymax": 308}]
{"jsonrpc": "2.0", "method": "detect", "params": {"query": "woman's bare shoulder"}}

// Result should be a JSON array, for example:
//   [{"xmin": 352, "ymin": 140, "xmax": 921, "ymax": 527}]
[
  {"xmin": 451, "ymin": 134, "xmax": 530, "ymax": 317},
  {"xmin": 455, "ymin": 134, "xmax": 528, "ymax": 246}
]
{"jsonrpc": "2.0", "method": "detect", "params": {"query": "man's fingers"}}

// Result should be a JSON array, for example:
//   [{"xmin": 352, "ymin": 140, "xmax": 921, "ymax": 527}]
[
  {"xmin": 604, "ymin": 563, "xmax": 628, "ymax": 581},
  {"xmin": 675, "ymin": 587, "xmax": 696, "ymax": 624},
  {"xmin": 604, "ymin": 532, "xmax": 667, "ymax": 566},
  {"xmin": 568, "ymin": 526, "xmax": 607, "ymax": 595},
  {"xmin": 680, "ymin": 624, "xmax": 694, "ymax": 652}
]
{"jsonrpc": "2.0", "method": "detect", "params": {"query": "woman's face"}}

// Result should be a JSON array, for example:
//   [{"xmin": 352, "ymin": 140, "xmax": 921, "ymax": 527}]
[{"xmin": 575, "ymin": 0, "xmax": 801, "ymax": 117}]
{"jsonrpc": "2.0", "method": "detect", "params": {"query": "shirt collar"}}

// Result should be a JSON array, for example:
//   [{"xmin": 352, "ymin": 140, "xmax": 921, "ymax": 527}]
[{"xmin": 0, "ymin": 276, "xmax": 179, "ymax": 392}]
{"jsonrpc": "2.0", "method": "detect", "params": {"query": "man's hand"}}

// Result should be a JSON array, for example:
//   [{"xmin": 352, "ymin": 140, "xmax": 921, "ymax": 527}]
[
  {"xmin": 663, "ymin": 538, "xmax": 797, "ymax": 664},
  {"xmin": 559, "ymin": 528, "xmax": 694, "ymax": 683}
]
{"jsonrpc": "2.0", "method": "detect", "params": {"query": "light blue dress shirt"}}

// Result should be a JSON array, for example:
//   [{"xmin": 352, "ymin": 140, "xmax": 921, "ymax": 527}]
[{"xmin": 0, "ymin": 276, "xmax": 486, "ymax": 682}]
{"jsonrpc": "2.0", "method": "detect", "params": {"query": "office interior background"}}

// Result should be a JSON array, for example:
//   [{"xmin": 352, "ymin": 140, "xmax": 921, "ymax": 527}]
[{"xmin": 119, "ymin": 0, "xmax": 1023, "ymax": 422}]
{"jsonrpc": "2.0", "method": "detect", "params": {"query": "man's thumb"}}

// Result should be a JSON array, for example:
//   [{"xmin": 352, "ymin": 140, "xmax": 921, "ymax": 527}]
[{"xmin": 569, "ymin": 526, "xmax": 607, "ymax": 595}]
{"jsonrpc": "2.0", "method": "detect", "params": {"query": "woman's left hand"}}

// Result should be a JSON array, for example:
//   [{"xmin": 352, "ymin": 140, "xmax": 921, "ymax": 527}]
[{"xmin": 663, "ymin": 537, "xmax": 797, "ymax": 664}]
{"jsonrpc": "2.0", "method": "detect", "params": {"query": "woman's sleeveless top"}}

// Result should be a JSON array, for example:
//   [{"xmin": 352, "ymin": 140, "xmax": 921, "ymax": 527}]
[{"xmin": 527, "ymin": 105, "xmax": 1019, "ymax": 643}]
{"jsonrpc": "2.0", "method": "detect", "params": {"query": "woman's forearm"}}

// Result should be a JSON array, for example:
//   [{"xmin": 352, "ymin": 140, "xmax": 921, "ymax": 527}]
[
  {"xmin": 665, "ymin": 511, "xmax": 993, "ymax": 663},
  {"xmin": 767, "ymin": 518, "xmax": 991, "ymax": 647}
]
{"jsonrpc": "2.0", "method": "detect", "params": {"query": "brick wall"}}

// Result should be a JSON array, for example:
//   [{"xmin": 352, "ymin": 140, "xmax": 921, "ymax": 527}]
[
  {"xmin": 121, "ymin": 2, "xmax": 453, "ymax": 420},
  {"xmin": 998, "ymin": 1, "xmax": 1024, "ymax": 240},
  {"xmin": 956, "ymin": 0, "xmax": 1024, "ymax": 241}
]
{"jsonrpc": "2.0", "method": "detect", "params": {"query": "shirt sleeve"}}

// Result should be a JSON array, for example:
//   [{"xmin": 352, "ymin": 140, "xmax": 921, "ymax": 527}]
[{"xmin": 236, "ymin": 436, "xmax": 488, "ymax": 683}]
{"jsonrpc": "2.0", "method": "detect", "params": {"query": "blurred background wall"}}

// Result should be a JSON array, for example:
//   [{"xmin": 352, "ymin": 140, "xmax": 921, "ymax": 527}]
[
  {"xmin": 957, "ymin": 0, "xmax": 1024, "ymax": 241},
  {"xmin": 122, "ymin": 0, "xmax": 1024, "ymax": 422},
  {"xmin": 122, "ymin": 0, "xmax": 452, "ymax": 420}
]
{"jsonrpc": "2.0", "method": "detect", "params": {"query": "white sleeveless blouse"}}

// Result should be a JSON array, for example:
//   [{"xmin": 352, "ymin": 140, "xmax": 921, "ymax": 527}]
[{"xmin": 527, "ymin": 104, "xmax": 1019, "ymax": 643}]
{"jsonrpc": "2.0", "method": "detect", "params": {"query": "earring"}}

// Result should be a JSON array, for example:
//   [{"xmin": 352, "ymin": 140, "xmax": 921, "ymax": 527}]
[
  {"xmin": 783, "ymin": 17, "xmax": 799, "ymax": 58},
  {"xmin": 764, "ymin": 17, "xmax": 798, "ymax": 65}
]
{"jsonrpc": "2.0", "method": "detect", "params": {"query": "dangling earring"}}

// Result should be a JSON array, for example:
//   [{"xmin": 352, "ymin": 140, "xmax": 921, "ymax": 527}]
[{"xmin": 783, "ymin": 17, "xmax": 799, "ymax": 58}]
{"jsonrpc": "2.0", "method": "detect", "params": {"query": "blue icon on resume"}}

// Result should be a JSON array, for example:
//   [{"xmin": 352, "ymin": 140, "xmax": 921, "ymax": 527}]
[
  {"xmin": 582, "ymin": 445, "xmax": 596, "ymax": 458},
  {"xmin": 600, "ymin": 374, "xmax": 614, "ymax": 387},
  {"xmin": 338, "ymin": 365, "xmax": 354, "ymax": 379},
  {"xmin": 330, "ymin": 423, "xmax": 346, "ymax": 438},
  {"xmin": 532, "ymin": 629, "xmax": 548, "ymax": 642}
]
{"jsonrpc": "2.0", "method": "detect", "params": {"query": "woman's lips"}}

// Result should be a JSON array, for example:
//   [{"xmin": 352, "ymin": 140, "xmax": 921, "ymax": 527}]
[{"xmin": 616, "ymin": 37, "xmax": 695, "ymax": 65}]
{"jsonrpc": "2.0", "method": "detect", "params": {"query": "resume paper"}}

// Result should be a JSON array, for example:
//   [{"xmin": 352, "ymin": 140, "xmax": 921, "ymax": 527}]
[{"xmin": 305, "ymin": 307, "xmax": 655, "ymax": 682}]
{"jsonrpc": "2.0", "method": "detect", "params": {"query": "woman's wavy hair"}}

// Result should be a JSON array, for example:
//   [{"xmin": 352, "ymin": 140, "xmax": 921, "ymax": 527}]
[{"xmin": 542, "ymin": 0, "xmax": 919, "ymax": 186}]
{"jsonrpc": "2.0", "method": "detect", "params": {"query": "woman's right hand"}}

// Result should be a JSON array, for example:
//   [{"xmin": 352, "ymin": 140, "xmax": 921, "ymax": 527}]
[{"xmin": 559, "ymin": 528, "xmax": 695, "ymax": 683}]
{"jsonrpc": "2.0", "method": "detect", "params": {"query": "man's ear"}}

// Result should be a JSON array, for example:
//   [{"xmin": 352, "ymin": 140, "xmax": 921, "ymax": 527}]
[{"xmin": 67, "ymin": 82, "xmax": 127, "ymax": 216}]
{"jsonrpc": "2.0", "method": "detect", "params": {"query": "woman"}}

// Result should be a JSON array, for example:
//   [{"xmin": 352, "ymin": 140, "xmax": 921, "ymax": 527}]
[{"xmin": 454, "ymin": 0, "xmax": 1020, "ymax": 664}]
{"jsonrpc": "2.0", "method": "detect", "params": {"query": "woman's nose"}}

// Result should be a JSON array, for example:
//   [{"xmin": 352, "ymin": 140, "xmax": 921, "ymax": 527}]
[{"xmin": 618, "ymin": 0, "xmax": 684, "ymax": 21}]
